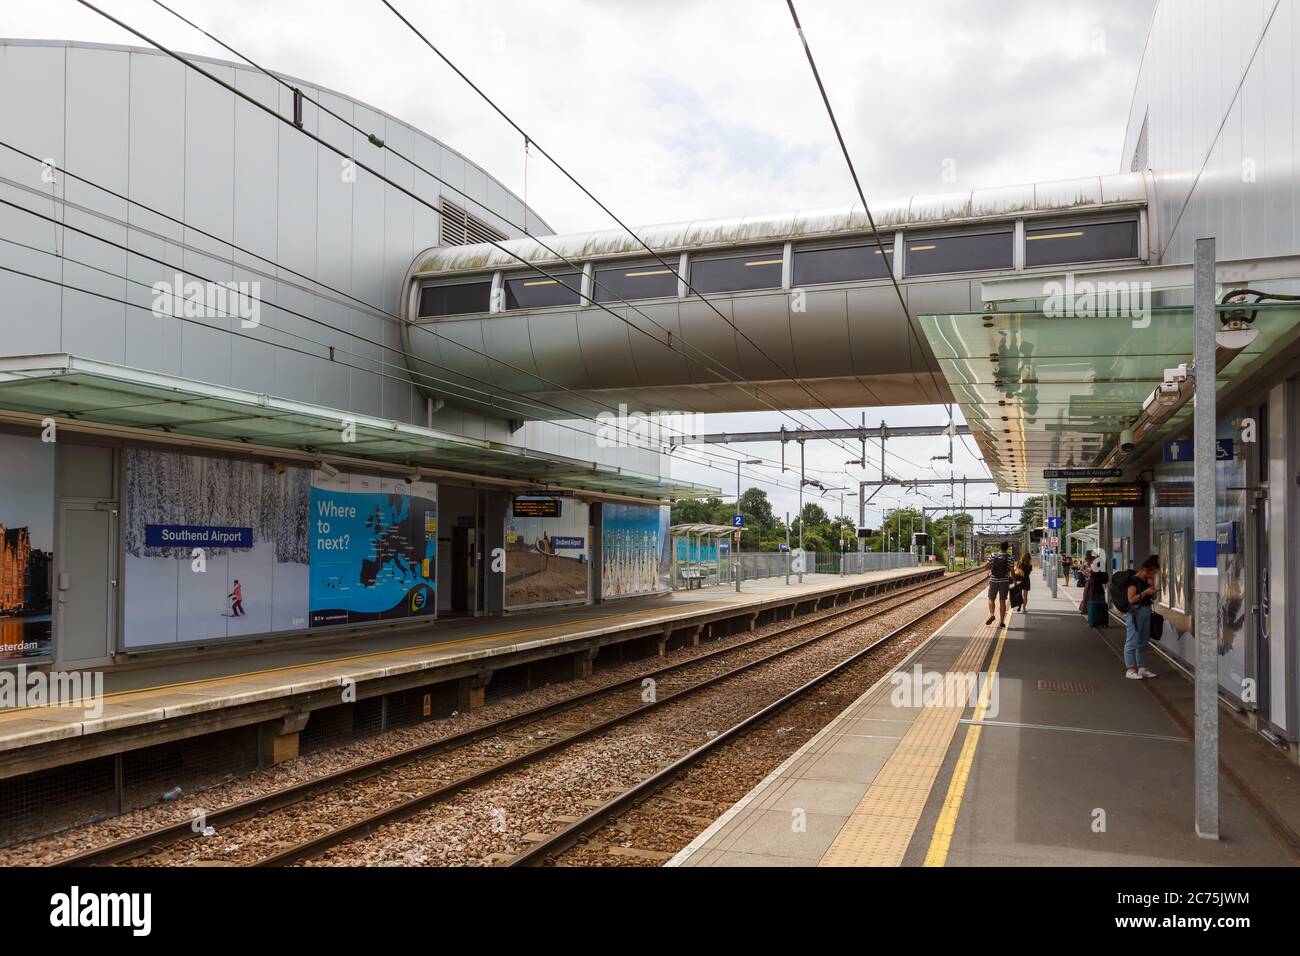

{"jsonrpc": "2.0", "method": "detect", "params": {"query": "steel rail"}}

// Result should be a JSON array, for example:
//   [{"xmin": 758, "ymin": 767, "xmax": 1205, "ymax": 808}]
[
  {"xmin": 253, "ymin": 571, "xmax": 979, "ymax": 866},
  {"xmin": 509, "ymin": 579, "xmax": 985, "ymax": 866},
  {"xmin": 51, "ymin": 569, "xmax": 956, "ymax": 866}
]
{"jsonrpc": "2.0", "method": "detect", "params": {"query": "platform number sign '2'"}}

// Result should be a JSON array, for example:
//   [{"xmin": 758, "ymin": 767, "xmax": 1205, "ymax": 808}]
[{"xmin": 732, "ymin": 514, "xmax": 745, "ymax": 527}]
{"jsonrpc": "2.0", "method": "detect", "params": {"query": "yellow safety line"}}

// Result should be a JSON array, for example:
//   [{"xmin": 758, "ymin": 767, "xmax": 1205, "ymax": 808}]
[
  {"xmin": 922, "ymin": 620, "xmax": 1009, "ymax": 867},
  {"xmin": 818, "ymin": 614, "xmax": 1000, "ymax": 867}
]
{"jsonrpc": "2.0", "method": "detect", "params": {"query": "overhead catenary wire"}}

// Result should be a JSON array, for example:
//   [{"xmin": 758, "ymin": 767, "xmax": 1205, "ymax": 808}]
[
  {"xmin": 70, "ymin": 0, "xmax": 945, "ymax": 498},
  {"xmin": 1, "ymin": 199, "xmax": 825, "ymax": 495},
  {"xmin": 376, "ymin": 0, "xmax": 889, "ymax": 462},
  {"xmin": 0, "ymin": 156, "xmax": 845, "ymax": 485},
  {"xmin": 2, "ymin": 5, "xmax": 858, "ymax": 491},
  {"xmin": 782, "ymin": 0, "xmax": 945, "ymax": 405},
  {"xmin": 0, "ymin": 244, "xmax": 809, "ymax": 494},
  {"xmin": 113, "ymin": 0, "xmax": 875, "ymax": 472}
]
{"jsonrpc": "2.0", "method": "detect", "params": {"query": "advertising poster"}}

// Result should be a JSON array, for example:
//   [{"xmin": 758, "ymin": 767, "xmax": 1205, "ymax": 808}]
[
  {"xmin": 123, "ymin": 449, "xmax": 310, "ymax": 646},
  {"xmin": 676, "ymin": 538, "xmax": 720, "ymax": 564},
  {"xmin": 602, "ymin": 503, "xmax": 670, "ymax": 598},
  {"xmin": 1216, "ymin": 415, "xmax": 1247, "ymax": 696},
  {"xmin": 308, "ymin": 473, "xmax": 437, "ymax": 627},
  {"xmin": 0, "ymin": 434, "xmax": 54, "ymax": 660},
  {"xmin": 505, "ymin": 498, "xmax": 589, "ymax": 608}
]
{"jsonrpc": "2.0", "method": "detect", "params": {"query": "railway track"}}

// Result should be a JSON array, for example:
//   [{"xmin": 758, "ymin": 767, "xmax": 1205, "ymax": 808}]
[
  {"xmin": 52, "ymin": 568, "xmax": 979, "ymax": 867},
  {"xmin": 510, "ymin": 578, "xmax": 983, "ymax": 866}
]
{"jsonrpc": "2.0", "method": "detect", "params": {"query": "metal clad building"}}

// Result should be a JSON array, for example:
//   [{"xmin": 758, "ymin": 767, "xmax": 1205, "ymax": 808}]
[{"xmin": 0, "ymin": 39, "xmax": 693, "ymax": 670}]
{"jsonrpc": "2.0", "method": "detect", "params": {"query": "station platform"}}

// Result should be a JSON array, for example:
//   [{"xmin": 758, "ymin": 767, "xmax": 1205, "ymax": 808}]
[
  {"xmin": 0, "ymin": 566, "xmax": 936, "ymax": 780},
  {"xmin": 670, "ymin": 582, "xmax": 1300, "ymax": 867}
]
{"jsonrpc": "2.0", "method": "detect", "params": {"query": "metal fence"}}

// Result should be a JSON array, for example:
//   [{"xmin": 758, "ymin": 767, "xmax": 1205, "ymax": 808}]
[{"xmin": 697, "ymin": 550, "xmax": 920, "ymax": 587}]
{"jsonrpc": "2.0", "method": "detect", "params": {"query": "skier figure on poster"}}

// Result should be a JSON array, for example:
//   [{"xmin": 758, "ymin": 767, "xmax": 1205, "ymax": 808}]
[{"xmin": 227, "ymin": 579, "xmax": 245, "ymax": 617}]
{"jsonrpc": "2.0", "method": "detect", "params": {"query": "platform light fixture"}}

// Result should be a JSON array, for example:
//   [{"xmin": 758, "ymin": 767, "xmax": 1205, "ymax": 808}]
[{"xmin": 1215, "ymin": 314, "xmax": 1260, "ymax": 350}]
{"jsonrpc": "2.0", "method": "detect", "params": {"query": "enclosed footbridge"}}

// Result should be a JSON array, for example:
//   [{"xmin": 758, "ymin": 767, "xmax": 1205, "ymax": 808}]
[{"xmin": 401, "ymin": 172, "xmax": 1150, "ymax": 419}]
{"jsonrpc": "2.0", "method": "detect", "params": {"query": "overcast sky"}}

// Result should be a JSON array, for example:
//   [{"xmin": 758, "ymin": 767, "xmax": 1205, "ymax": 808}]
[{"xmin": 4, "ymin": 0, "xmax": 1156, "ymax": 529}]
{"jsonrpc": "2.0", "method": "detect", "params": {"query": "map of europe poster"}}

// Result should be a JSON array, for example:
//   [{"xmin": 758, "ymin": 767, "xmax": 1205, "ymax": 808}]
[{"xmin": 308, "ymin": 473, "xmax": 437, "ymax": 627}]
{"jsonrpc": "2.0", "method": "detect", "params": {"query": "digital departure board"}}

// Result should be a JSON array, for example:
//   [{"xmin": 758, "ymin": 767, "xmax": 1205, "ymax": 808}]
[
  {"xmin": 1064, "ymin": 481, "xmax": 1147, "ymax": 508},
  {"xmin": 512, "ymin": 496, "xmax": 562, "ymax": 518},
  {"xmin": 1153, "ymin": 482, "xmax": 1195, "ymax": 508}
]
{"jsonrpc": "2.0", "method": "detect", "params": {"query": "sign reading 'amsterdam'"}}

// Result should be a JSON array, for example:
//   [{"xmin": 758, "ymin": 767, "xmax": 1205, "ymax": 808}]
[
  {"xmin": 1042, "ymin": 468, "xmax": 1123, "ymax": 479},
  {"xmin": 145, "ymin": 524, "xmax": 253, "ymax": 548},
  {"xmin": 1064, "ymin": 482, "xmax": 1148, "ymax": 508},
  {"xmin": 512, "ymin": 496, "xmax": 562, "ymax": 518}
]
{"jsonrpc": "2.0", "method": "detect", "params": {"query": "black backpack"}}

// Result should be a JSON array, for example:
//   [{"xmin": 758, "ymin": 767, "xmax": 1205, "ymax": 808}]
[{"xmin": 1109, "ymin": 569, "xmax": 1138, "ymax": 612}]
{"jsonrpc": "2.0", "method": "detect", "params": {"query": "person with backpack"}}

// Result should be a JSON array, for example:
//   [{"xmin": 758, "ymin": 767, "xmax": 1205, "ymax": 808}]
[
  {"xmin": 1110, "ymin": 555, "xmax": 1161, "ymax": 679},
  {"xmin": 983, "ymin": 541, "xmax": 1013, "ymax": 626}
]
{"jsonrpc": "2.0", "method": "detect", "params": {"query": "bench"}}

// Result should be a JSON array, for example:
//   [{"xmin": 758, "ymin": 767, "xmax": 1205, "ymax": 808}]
[{"xmin": 681, "ymin": 568, "xmax": 706, "ymax": 589}]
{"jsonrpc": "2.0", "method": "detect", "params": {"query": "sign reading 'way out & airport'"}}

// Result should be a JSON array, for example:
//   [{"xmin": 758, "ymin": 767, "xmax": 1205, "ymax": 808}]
[{"xmin": 1042, "ymin": 468, "xmax": 1122, "ymax": 479}]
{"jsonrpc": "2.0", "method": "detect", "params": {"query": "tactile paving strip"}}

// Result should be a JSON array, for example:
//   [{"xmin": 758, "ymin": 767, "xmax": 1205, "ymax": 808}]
[
  {"xmin": 818, "ymin": 620, "xmax": 1000, "ymax": 867},
  {"xmin": 1036, "ymin": 679, "xmax": 1096, "ymax": 694}
]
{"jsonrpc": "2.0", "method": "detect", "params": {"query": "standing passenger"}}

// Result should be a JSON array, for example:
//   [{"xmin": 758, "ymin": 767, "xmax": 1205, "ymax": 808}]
[
  {"xmin": 983, "ymin": 541, "xmax": 1012, "ymax": 626},
  {"xmin": 1013, "ymin": 551, "xmax": 1032, "ymax": 613},
  {"xmin": 1122, "ymin": 555, "xmax": 1161, "ymax": 680}
]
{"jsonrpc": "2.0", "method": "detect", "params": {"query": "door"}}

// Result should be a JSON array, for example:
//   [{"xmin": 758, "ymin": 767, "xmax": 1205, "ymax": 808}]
[
  {"xmin": 451, "ymin": 526, "xmax": 476, "ymax": 615},
  {"xmin": 55, "ymin": 501, "xmax": 117, "ymax": 668}
]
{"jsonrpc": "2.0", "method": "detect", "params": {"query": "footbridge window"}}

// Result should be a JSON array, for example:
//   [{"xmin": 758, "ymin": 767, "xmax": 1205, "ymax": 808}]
[
  {"xmin": 593, "ymin": 261, "xmax": 678, "ymax": 302},
  {"xmin": 504, "ymin": 270, "xmax": 583, "ymax": 309},
  {"xmin": 904, "ymin": 230, "xmax": 1013, "ymax": 276},
  {"xmin": 1024, "ymin": 219, "xmax": 1139, "ymax": 267},
  {"xmin": 689, "ymin": 249, "xmax": 783, "ymax": 294},
  {"xmin": 792, "ymin": 242, "xmax": 894, "ymax": 285},
  {"xmin": 418, "ymin": 279, "xmax": 493, "ymax": 318}
]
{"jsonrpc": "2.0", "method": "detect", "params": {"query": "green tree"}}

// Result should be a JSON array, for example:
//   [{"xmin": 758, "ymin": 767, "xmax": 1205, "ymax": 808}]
[{"xmin": 672, "ymin": 488, "xmax": 793, "ymax": 552}]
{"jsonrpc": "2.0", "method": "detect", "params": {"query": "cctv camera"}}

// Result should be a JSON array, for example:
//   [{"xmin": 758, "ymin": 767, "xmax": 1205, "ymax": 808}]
[
  {"xmin": 1119, "ymin": 428, "xmax": 1135, "ymax": 453},
  {"xmin": 315, "ymin": 460, "xmax": 340, "ymax": 478}
]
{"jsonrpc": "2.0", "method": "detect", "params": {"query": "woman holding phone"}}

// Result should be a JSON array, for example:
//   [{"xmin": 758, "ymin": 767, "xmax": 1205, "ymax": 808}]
[{"xmin": 1124, "ymin": 555, "xmax": 1161, "ymax": 680}]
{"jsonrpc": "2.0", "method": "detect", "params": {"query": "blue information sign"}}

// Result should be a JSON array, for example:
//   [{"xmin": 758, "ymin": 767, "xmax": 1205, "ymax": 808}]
[
  {"xmin": 145, "ymin": 524, "xmax": 253, "ymax": 548},
  {"xmin": 1215, "ymin": 521, "xmax": 1238, "ymax": 555},
  {"xmin": 732, "ymin": 514, "xmax": 745, "ymax": 527},
  {"xmin": 1163, "ymin": 438, "xmax": 1235, "ymax": 463},
  {"xmin": 1047, "ymin": 516, "xmax": 1062, "ymax": 530}
]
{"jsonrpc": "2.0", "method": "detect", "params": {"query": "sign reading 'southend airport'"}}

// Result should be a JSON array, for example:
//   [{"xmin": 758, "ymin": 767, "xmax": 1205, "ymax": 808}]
[
  {"xmin": 1065, "ymin": 481, "xmax": 1148, "ymax": 508},
  {"xmin": 145, "ymin": 525, "xmax": 253, "ymax": 549}
]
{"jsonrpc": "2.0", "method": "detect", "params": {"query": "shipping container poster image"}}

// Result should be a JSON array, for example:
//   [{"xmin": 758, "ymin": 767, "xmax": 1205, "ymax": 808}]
[
  {"xmin": 601, "ymin": 503, "xmax": 669, "ymax": 598},
  {"xmin": 505, "ymin": 498, "xmax": 589, "ymax": 609},
  {"xmin": 123, "ymin": 449, "xmax": 310, "ymax": 647},
  {"xmin": 0, "ymin": 434, "xmax": 54, "ymax": 660},
  {"xmin": 308, "ymin": 473, "xmax": 437, "ymax": 627}
]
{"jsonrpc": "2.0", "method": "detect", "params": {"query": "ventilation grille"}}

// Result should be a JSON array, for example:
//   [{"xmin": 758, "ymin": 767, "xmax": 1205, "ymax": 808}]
[{"xmin": 439, "ymin": 197, "xmax": 508, "ymax": 247}]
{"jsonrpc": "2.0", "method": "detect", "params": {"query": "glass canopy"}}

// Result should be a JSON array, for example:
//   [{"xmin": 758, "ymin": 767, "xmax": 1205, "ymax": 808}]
[
  {"xmin": 0, "ymin": 355, "xmax": 716, "ymax": 501},
  {"xmin": 917, "ymin": 303, "xmax": 1300, "ymax": 493}
]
